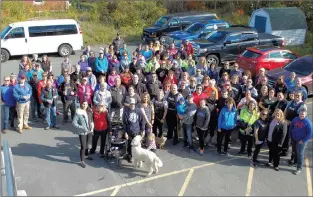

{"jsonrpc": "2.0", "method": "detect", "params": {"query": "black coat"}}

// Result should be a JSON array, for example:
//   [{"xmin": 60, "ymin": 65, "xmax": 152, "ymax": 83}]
[{"xmin": 270, "ymin": 119, "xmax": 288, "ymax": 146}]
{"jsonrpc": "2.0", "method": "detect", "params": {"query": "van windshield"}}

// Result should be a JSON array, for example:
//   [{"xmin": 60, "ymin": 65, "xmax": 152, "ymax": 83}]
[
  {"xmin": 1, "ymin": 26, "xmax": 12, "ymax": 39},
  {"xmin": 184, "ymin": 23, "xmax": 204, "ymax": 34},
  {"xmin": 154, "ymin": 17, "xmax": 169, "ymax": 27},
  {"xmin": 205, "ymin": 31, "xmax": 228, "ymax": 43}
]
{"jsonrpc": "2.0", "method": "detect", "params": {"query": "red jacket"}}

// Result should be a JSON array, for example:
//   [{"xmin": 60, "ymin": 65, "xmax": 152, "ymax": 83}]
[
  {"xmin": 184, "ymin": 43, "xmax": 194, "ymax": 56},
  {"xmin": 93, "ymin": 110, "xmax": 110, "ymax": 131},
  {"xmin": 37, "ymin": 80, "xmax": 46, "ymax": 104},
  {"xmin": 192, "ymin": 92, "xmax": 207, "ymax": 108},
  {"xmin": 162, "ymin": 76, "xmax": 178, "ymax": 89}
]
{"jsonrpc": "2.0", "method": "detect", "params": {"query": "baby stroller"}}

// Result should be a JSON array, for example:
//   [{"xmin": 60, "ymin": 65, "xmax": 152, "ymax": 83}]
[{"xmin": 105, "ymin": 120, "xmax": 128, "ymax": 167}]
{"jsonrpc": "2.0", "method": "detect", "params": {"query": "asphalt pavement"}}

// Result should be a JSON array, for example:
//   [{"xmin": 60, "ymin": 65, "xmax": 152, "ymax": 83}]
[{"xmin": 0, "ymin": 45, "xmax": 312, "ymax": 196}]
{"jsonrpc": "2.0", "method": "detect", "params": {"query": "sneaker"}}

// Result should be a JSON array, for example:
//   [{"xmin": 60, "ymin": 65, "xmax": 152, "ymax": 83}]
[
  {"xmin": 86, "ymin": 156, "xmax": 93, "ymax": 161},
  {"xmin": 251, "ymin": 162, "xmax": 257, "ymax": 167},
  {"xmin": 199, "ymin": 149, "xmax": 204, "ymax": 156},
  {"xmin": 23, "ymin": 125, "xmax": 32, "ymax": 130},
  {"xmin": 238, "ymin": 151, "xmax": 244, "ymax": 156},
  {"xmin": 255, "ymin": 160, "xmax": 261, "ymax": 164},
  {"xmin": 80, "ymin": 161, "xmax": 86, "ymax": 168},
  {"xmin": 51, "ymin": 126, "xmax": 60, "ymax": 130},
  {"xmin": 274, "ymin": 167, "xmax": 279, "ymax": 171},
  {"xmin": 2, "ymin": 129, "xmax": 8, "ymax": 134},
  {"xmin": 181, "ymin": 144, "xmax": 188, "ymax": 149},
  {"xmin": 217, "ymin": 151, "xmax": 222, "ymax": 155},
  {"xmin": 248, "ymin": 154, "xmax": 252, "ymax": 158},
  {"xmin": 266, "ymin": 162, "xmax": 273, "ymax": 167},
  {"xmin": 293, "ymin": 169, "xmax": 301, "ymax": 175},
  {"xmin": 221, "ymin": 152, "xmax": 230, "ymax": 156},
  {"xmin": 45, "ymin": 127, "xmax": 50, "ymax": 130},
  {"xmin": 228, "ymin": 144, "xmax": 232, "ymax": 149},
  {"xmin": 288, "ymin": 160, "xmax": 295, "ymax": 165},
  {"xmin": 89, "ymin": 150, "xmax": 95, "ymax": 155},
  {"xmin": 18, "ymin": 129, "xmax": 23, "ymax": 134}
]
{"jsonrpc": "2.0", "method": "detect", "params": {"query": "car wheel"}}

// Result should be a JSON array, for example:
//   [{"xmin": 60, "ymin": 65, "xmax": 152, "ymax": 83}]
[
  {"xmin": 207, "ymin": 54, "xmax": 219, "ymax": 66},
  {"xmin": 1, "ymin": 49, "xmax": 10, "ymax": 62},
  {"xmin": 58, "ymin": 44, "xmax": 73, "ymax": 57}
]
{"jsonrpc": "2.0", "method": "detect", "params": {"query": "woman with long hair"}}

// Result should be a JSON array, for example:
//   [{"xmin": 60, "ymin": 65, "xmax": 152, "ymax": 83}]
[
  {"xmin": 140, "ymin": 92, "xmax": 154, "ymax": 136},
  {"xmin": 256, "ymin": 85, "xmax": 269, "ymax": 102},
  {"xmin": 266, "ymin": 109, "xmax": 288, "ymax": 171},
  {"xmin": 41, "ymin": 55, "xmax": 52, "ymax": 73},
  {"xmin": 259, "ymin": 88, "xmax": 277, "ymax": 116},
  {"xmin": 72, "ymin": 100, "xmax": 94, "ymax": 168},
  {"xmin": 238, "ymin": 100, "xmax": 260, "ymax": 157},
  {"xmin": 19, "ymin": 55, "xmax": 32, "ymax": 72}
]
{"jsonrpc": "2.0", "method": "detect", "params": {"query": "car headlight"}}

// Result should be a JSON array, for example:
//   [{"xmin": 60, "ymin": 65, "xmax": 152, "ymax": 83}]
[{"xmin": 199, "ymin": 48, "xmax": 208, "ymax": 53}]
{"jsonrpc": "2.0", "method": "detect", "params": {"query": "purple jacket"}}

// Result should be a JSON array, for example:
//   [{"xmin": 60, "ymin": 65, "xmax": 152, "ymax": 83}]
[{"xmin": 78, "ymin": 60, "xmax": 89, "ymax": 72}]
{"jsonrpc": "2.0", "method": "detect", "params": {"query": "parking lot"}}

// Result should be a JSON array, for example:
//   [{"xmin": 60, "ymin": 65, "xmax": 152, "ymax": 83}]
[{"xmin": 1, "ymin": 46, "xmax": 312, "ymax": 196}]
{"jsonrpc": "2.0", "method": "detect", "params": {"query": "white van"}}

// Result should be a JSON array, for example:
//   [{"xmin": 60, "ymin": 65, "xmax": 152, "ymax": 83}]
[{"xmin": 1, "ymin": 19, "xmax": 84, "ymax": 62}]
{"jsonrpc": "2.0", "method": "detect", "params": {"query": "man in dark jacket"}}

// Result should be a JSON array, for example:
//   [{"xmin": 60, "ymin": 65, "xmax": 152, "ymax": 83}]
[
  {"xmin": 40, "ymin": 79, "xmax": 59, "ymax": 130},
  {"xmin": 123, "ymin": 98, "xmax": 144, "ymax": 162},
  {"xmin": 112, "ymin": 33, "xmax": 125, "ymax": 52},
  {"xmin": 146, "ymin": 73, "xmax": 162, "ymax": 100},
  {"xmin": 273, "ymin": 92, "xmax": 288, "ymax": 112},
  {"xmin": 59, "ymin": 75, "xmax": 77, "ymax": 125},
  {"xmin": 29, "ymin": 72, "xmax": 42, "ymax": 121},
  {"xmin": 132, "ymin": 74, "xmax": 147, "ymax": 97},
  {"xmin": 70, "ymin": 64, "xmax": 83, "ymax": 85},
  {"xmin": 110, "ymin": 77, "xmax": 126, "ymax": 121}
]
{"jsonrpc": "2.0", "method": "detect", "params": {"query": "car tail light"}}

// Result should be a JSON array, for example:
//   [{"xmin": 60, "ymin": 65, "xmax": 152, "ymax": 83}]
[{"xmin": 281, "ymin": 39, "xmax": 285, "ymax": 46}]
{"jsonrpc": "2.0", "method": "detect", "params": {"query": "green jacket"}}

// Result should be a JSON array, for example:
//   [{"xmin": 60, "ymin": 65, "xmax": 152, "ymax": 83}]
[{"xmin": 239, "ymin": 106, "xmax": 259, "ymax": 135}]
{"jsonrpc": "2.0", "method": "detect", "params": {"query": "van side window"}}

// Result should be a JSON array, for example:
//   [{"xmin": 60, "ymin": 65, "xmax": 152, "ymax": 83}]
[
  {"xmin": 6, "ymin": 27, "xmax": 25, "ymax": 39},
  {"xmin": 241, "ymin": 33, "xmax": 257, "ymax": 42},
  {"xmin": 225, "ymin": 33, "xmax": 241, "ymax": 43},
  {"xmin": 28, "ymin": 25, "xmax": 78, "ymax": 37}
]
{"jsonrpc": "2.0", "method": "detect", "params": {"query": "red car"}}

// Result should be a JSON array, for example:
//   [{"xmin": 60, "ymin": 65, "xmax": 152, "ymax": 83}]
[{"xmin": 236, "ymin": 47, "xmax": 299, "ymax": 76}]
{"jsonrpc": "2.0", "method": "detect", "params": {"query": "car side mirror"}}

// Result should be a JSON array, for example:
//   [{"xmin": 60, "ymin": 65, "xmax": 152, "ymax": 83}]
[{"xmin": 224, "ymin": 40, "xmax": 231, "ymax": 45}]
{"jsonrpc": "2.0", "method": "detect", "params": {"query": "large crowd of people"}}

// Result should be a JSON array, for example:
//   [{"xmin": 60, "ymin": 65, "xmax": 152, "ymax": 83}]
[{"xmin": 1, "ymin": 33, "xmax": 312, "ymax": 174}]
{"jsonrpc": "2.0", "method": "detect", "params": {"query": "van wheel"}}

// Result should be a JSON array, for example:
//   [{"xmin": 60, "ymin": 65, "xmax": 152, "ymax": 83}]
[
  {"xmin": 207, "ymin": 54, "xmax": 219, "ymax": 66},
  {"xmin": 58, "ymin": 44, "xmax": 72, "ymax": 57},
  {"xmin": 1, "ymin": 49, "xmax": 10, "ymax": 62}
]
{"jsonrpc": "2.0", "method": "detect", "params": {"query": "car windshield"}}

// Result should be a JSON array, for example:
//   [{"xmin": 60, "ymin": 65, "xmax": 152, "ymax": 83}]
[
  {"xmin": 284, "ymin": 57, "xmax": 313, "ymax": 76},
  {"xmin": 184, "ymin": 23, "xmax": 204, "ymax": 34},
  {"xmin": 205, "ymin": 31, "xmax": 228, "ymax": 43},
  {"xmin": 154, "ymin": 17, "xmax": 169, "ymax": 27},
  {"xmin": 1, "ymin": 26, "xmax": 12, "ymax": 39}
]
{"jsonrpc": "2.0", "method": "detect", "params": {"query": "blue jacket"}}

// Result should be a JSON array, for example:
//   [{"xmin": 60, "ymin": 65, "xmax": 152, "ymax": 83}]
[
  {"xmin": 95, "ymin": 57, "xmax": 109, "ymax": 73},
  {"xmin": 30, "ymin": 69, "xmax": 43, "ymax": 81},
  {"xmin": 207, "ymin": 69, "xmax": 219, "ymax": 82},
  {"xmin": 290, "ymin": 117, "xmax": 313, "ymax": 143},
  {"xmin": 57, "ymin": 75, "xmax": 65, "ymax": 87},
  {"xmin": 1, "ymin": 84, "xmax": 16, "ymax": 107},
  {"xmin": 13, "ymin": 83, "xmax": 32, "ymax": 103},
  {"xmin": 218, "ymin": 106, "xmax": 238, "ymax": 130},
  {"xmin": 18, "ymin": 70, "xmax": 32, "ymax": 82}
]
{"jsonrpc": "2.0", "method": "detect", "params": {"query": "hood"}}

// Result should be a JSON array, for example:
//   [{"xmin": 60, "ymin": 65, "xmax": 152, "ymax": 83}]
[
  {"xmin": 191, "ymin": 39, "xmax": 216, "ymax": 49},
  {"xmin": 144, "ymin": 26, "xmax": 163, "ymax": 33}
]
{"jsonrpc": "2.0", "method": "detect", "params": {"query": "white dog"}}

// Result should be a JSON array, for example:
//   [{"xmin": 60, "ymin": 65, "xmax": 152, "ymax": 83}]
[{"xmin": 131, "ymin": 135, "xmax": 163, "ymax": 176}]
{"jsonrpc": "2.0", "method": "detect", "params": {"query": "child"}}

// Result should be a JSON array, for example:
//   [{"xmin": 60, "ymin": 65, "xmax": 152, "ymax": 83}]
[
  {"xmin": 176, "ymin": 97, "xmax": 187, "ymax": 139},
  {"xmin": 147, "ymin": 132, "xmax": 157, "ymax": 152}
]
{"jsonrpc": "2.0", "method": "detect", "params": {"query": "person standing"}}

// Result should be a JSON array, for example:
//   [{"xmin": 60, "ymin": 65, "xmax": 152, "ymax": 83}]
[
  {"xmin": 266, "ymin": 109, "xmax": 288, "ymax": 171},
  {"xmin": 89, "ymin": 104, "xmax": 111, "ymax": 158},
  {"xmin": 217, "ymin": 98, "xmax": 237, "ymax": 155},
  {"xmin": 251, "ymin": 109, "xmax": 270, "ymax": 167},
  {"xmin": 58, "ymin": 75, "xmax": 77, "ymax": 125},
  {"xmin": 152, "ymin": 90, "xmax": 167, "ymax": 138},
  {"xmin": 123, "ymin": 98, "xmax": 144, "ymax": 163},
  {"xmin": 112, "ymin": 33, "xmax": 125, "ymax": 52},
  {"xmin": 110, "ymin": 77, "xmax": 126, "ymax": 121},
  {"xmin": 61, "ymin": 56, "xmax": 74, "ymax": 74},
  {"xmin": 195, "ymin": 99, "xmax": 210, "ymax": 155},
  {"xmin": 1, "ymin": 76, "xmax": 16, "ymax": 133},
  {"xmin": 77, "ymin": 77, "xmax": 94, "ymax": 107},
  {"xmin": 93, "ymin": 83, "xmax": 112, "ymax": 110},
  {"xmin": 164, "ymin": 84, "xmax": 183, "ymax": 145},
  {"xmin": 13, "ymin": 75, "xmax": 32, "ymax": 133},
  {"xmin": 29, "ymin": 72, "xmax": 41, "ymax": 121},
  {"xmin": 206, "ymin": 91, "xmax": 218, "ymax": 147},
  {"xmin": 95, "ymin": 50, "xmax": 109, "ymax": 78},
  {"xmin": 290, "ymin": 109, "xmax": 313, "ymax": 175},
  {"xmin": 72, "ymin": 100, "xmax": 94, "ymax": 168},
  {"xmin": 70, "ymin": 64, "xmax": 83, "ymax": 85},
  {"xmin": 41, "ymin": 55, "xmax": 52, "ymax": 73},
  {"xmin": 40, "ymin": 79, "xmax": 59, "ymax": 130},
  {"xmin": 238, "ymin": 101, "xmax": 259, "ymax": 157}
]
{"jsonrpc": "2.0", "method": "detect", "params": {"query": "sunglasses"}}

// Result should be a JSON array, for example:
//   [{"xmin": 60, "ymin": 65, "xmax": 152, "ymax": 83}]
[
  {"xmin": 262, "ymin": 113, "xmax": 268, "ymax": 116},
  {"xmin": 33, "ymin": 75, "xmax": 37, "ymax": 77}
]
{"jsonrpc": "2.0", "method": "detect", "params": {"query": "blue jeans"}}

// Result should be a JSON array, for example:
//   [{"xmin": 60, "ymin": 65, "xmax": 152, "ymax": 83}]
[
  {"xmin": 2, "ymin": 104, "xmax": 10, "ymax": 130},
  {"xmin": 182, "ymin": 123, "xmax": 193, "ymax": 147},
  {"xmin": 45, "ymin": 106, "xmax": 56, "ymax": 127},
  {"xmin": 296, "ymin": 141, "xmax": 308, "ymax": 170}
]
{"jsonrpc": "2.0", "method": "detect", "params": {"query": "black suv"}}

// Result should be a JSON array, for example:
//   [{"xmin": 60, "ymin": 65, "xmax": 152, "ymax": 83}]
[
  {"xmin": 142, "ymin": 12, "xmax": 217, "ymax": 43},
  {"xmin": 192, "ymin": 26, "xmax": 284, "ymax": 66}
]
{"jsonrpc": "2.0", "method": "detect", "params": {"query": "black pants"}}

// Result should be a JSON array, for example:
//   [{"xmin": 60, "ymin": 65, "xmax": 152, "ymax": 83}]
[
  {"xmin": 153, "ymin": 118, "xmax": 163, "ymax": 137},
  {"xmin": 79, "ymin": 133, "xmax": 92, "ymax": 162},
  {"xmin": 268, "ymin": 141, "xmax": 282, "ymax": 168},
  {"xmin": 252, "ymin": 142, "xmax": 264, "ymax": 162},
  {"xmin": 127, "ymin": 132, "xmax": 138, "ymax": 157},
  {"xmin": 217, "ymin": 128, "xmax": 232, "ymax": 153},
  {"xmin": 290, "ymin": 140, "xmax": 298, "ymax": 163},
  {"xmin": 240, "ymin": 134, "xmax": 254, "ymax": 155},
  {"xmin": 197, "ymin": 128, "xmax": 206, "ymax": 150},
  {"xmin": 90, "ymin": 130, "xmax": 107, "ymax": 155},
  {"xmin": 207, "ymin": 119, "xmax": 217, "ymax": 138},
  {"xmin": 9, "ymin": 106, "xmax": 17, "ymax": 128},
  {"xmin": 282, "ymin": 128, "xmax": 290, "ymax": 155},
  {"xmin": 166, "ymin": 110, "xmax": 178, "ymax": 142},
  {"xmin": 63, "ymin": 101, "xmax": 76, "ymax": 122}
]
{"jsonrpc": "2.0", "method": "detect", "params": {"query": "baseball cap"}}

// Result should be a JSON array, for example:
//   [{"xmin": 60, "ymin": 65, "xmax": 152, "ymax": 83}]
[
  {"xmin": 86, "ymin": 67, "xmax": 92, "ymax": 71},
  {"xmin": 129, "ymin": 98, "xmax": 136, "ymax": 105},
  {"xmin": 99, "ymin": 50, "xmax": 104, "ymax": 54},
  {"xmin": 19, "ymin": 74, "xmax": 26, "ymax": 79}
]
